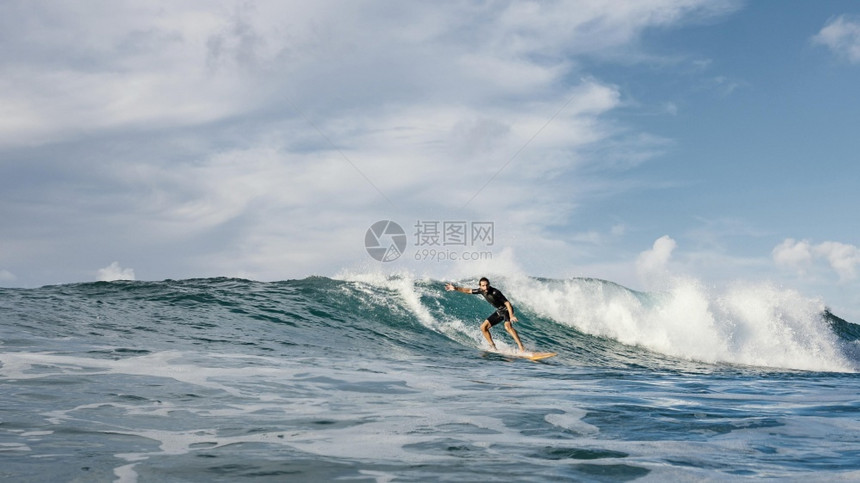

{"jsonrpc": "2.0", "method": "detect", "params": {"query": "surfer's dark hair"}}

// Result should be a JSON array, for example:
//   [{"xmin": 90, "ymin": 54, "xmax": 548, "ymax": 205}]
[{"xmin": 479, "ymin": 277, "xmax": 490, "ymax": 285}]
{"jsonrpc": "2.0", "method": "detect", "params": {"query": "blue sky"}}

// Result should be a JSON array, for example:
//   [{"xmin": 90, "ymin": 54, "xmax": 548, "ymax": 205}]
[{"xmin": 1, "ymin": 1, "xmax": 860, "ymax": 318}]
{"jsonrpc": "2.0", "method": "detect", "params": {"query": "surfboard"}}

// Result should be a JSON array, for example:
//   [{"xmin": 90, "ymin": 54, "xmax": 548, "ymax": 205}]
[
  {"xmin": 524, "ymin": 351, "xmax": 557, "ymax": 361},
  {"xmin": 486, "ymin": 350, "xmax": 557, "ymax": 361}
]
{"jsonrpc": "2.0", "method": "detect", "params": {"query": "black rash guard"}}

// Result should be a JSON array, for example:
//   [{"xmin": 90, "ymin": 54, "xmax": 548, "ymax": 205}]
[{"xmin": 470, "ymin": 286, "xmax": 509, "ymax": 310}]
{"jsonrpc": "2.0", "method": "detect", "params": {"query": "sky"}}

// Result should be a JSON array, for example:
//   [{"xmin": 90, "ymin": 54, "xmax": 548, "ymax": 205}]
[{"xmin": 2, "ymin": 1, "xmax": 860, "ymax": 319}]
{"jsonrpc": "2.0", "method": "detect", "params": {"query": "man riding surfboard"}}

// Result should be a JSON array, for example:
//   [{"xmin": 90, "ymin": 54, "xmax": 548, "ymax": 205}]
[{"xmin": 446, "ymin": 277, "xmax": 526, "ymax": 353}]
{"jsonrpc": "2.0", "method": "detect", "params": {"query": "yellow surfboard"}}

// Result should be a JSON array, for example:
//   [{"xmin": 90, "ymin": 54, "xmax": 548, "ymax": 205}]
[
  {"xmin": 487, "ymin": 350, "xmax": 557, "ymax": 361},
  {"xmin": 524, "ymin": 351, "xmax": 557, "ymax": 361}
]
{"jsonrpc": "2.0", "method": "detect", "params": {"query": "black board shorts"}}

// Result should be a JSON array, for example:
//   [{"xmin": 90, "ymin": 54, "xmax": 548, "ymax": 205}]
[{"xmin": 486, "ymin": 308, "xmax": 510, "ymax": 327}]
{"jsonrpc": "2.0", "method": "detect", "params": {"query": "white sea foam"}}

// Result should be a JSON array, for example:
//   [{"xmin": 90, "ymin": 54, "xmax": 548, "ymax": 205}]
[
  {"xmin": 544, "ymin": 409, "xmax": 600, "ymax": 436},
  {"xmin": 337, "ymin": 268, "xmax": 856, "ymax": 372},
  {"xmin": 2, "ymin": 348, "xmax": 584, "ymax": 480},
  {"xmin": 506, "ymin": 275, "xmax": 855, "ymax": 372},
  {"xmin": 0, "ymin": 351, "xmax": 273, "ymax": 394},
  {"xmin": 336, "ymin": 269, "xmax": 488, "ymax": 348},
  {"xmin": 0, "ymin": 442, "xmax": 31, "ymax": 452}
]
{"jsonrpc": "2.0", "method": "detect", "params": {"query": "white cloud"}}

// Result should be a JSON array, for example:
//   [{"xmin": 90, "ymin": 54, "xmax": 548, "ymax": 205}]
[
  {"xmin": 814, "ymin": 241, "xmax": 860, "ymax": 282},
  {"xmin": 773, "ymin": 239, "xmax": 860, "ymax": 282},
  {"xmin": 636, "ymin": 235, "xmax": 677, "ymax": 284},
  {"xmin": 0, "ymin": 1, "xmax": 740, "ymax": 286},
  {"xmin": 0, "ymin": 269, "xmax": 17, "ymax": 283},
  {"xmin": 97, "ymin": 262, "xmax": 135, "ymax": 282},
  {"xmin": 0, "ymin": 1, "xmax": 736, "ymax": 147},
  {"xmin": 772, "ymin": 238, "xmax": 814, "ymax": 271},
  {"xmin": 0, "ymin": 4, "xmax": 252, "ymax": 147},
  {"xmin": 813, "ymin": 15, "xmax": 860, "ymax": 63}
]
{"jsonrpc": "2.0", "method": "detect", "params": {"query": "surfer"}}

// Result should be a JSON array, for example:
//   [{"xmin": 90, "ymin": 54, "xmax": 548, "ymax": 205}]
[{"xmin": 446, "ymin": 277, "xmax": 526, "ymax": 353}]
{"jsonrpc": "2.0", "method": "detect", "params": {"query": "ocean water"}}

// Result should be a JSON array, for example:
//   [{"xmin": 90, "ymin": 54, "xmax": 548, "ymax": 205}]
[{"xmin": 1, "ymin": 274, "xmax": 859, "ymax": 482}]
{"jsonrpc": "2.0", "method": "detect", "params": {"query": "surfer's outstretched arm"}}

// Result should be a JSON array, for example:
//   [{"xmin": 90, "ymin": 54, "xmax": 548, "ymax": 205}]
[{"xmin": 445, "ymin": 283, "xmax": 473, "ymax": 294}]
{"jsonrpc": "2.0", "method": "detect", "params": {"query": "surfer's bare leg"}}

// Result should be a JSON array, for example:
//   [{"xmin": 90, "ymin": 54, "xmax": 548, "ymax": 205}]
[
  {"xmin": 504, "ymin": 321, "xmax": 525, "ymax": 352},
  {"xmin": 480, "ymin": 320, "xmax": 496, "ymax": 350}
]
